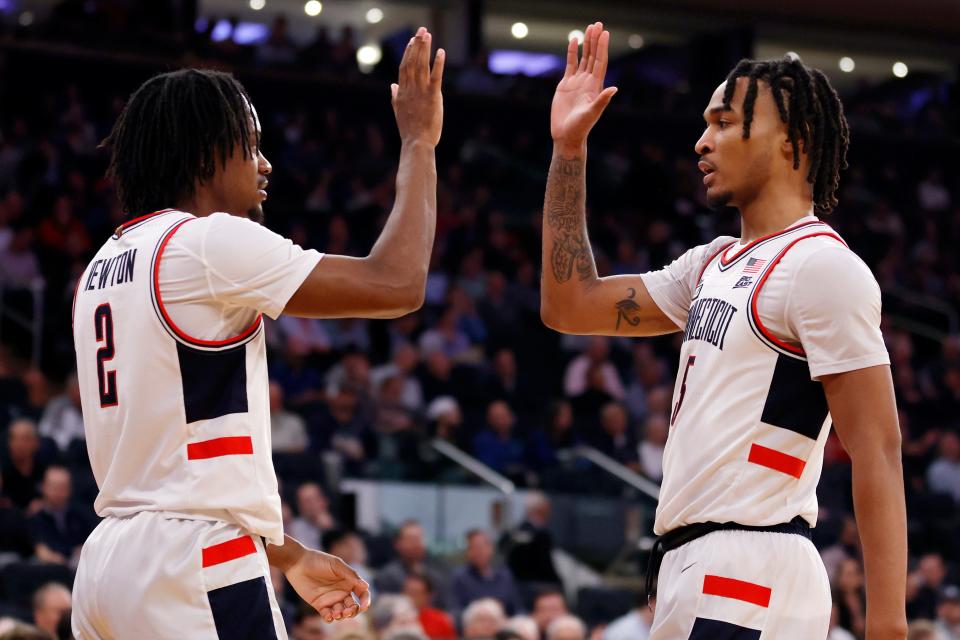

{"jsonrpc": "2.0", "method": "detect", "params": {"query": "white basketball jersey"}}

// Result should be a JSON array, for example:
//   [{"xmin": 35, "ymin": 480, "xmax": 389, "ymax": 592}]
[
  {"xmin": 73, "ymin": 209, "xmax": 320, "ymax": 545},
  {"xmin": 642, "ymin": 218, "xmax": 889, "ymax": 535}
]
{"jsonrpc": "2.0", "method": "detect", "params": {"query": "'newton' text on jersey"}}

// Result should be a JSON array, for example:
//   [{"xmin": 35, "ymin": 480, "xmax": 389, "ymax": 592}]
[
  {"xmin": 84, "ymin": 249, "xmax": 137, "ymax": 292},
  {"xmin": 682, "ymin": 297, "xmax": 738, "ymax": 350}
]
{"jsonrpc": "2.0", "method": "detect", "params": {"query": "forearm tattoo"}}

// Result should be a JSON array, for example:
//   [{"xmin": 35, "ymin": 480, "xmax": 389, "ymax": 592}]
[
  {"xmin": 545, "ymin": 155, "xmax": 593, "ymax": 283},
  {"xmin": 615, "ymin": 287, "xmax": 642, "ymax": 331}
]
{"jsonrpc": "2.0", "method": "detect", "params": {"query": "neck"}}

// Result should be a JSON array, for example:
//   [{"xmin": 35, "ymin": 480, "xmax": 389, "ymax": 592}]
[
  {"xmin": 177, "ymin": 190, "xmax": 221, "ymax": 218},
  {"xmin": 737, "ymin": 189, "xmax": 814, "ymax": 244}
]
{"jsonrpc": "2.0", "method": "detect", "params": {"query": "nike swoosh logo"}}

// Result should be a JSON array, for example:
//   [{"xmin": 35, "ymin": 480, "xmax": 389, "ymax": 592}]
[{"xmin": 680, "ymin": 562, "xmax": 697, "ymax": 574}]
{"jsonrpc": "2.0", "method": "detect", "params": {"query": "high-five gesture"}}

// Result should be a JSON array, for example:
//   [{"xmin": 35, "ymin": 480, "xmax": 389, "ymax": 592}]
[
  {"xmin": 392, "ymin": 26, "xmax": 445, "ymax": 148},
  {"xmin": 551, "ymin": 22, "xmax": 617, "ymax": 153}
]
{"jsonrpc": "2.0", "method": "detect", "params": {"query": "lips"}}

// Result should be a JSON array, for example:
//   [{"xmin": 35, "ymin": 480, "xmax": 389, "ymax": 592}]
[
  {"xmin": 258, "ymin": 180, "xmax": 269, "ymax": 200},
  {"xmin": 698, "ymin": 160, "xmax": 716, "ymax": 186}
]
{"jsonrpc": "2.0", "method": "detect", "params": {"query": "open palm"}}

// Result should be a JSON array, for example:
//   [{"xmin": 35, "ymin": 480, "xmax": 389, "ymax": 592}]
[{"xmin": 551, "ymin": 22, "xmax": 617, "ymax": 147}]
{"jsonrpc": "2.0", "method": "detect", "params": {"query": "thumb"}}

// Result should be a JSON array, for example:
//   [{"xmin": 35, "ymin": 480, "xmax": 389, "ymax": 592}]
[
  {"xmin": 391, "ymin": 83, "xmax": 399, "ymax": 101},
  {"xmin": 589, "ymin": 86, "xmax": 618, "ymax": 117}
]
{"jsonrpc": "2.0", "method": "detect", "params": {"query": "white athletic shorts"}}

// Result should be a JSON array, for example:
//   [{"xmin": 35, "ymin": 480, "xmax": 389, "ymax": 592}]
[
  {"xmin": 650, "ymin": 528, "xmax": 831, "ymax": 639},
  {"xmin": 72, "ymin": 511, "xmax": 288, "ymax": 640}
]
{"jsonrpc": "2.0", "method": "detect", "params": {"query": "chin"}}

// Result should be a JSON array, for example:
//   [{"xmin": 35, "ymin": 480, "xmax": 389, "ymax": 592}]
[
  {"xmin": 706, "ymin": 189, "xmax": 734, "ymax": 211},
  {"xmin": 247, "ymin": 205, "xmax": 265, "ymax": 225}
]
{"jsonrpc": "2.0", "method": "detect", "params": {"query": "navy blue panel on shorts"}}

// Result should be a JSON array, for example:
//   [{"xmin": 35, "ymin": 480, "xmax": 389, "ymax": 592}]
[
  {"xmin": 688, "ymin": 617, "xmax": 762, "ymax": 640},
  {"xmin": 760, "ymin": 353, "xmax": 828, "ymax": 440},
  {"xmin": 207, "ymin": 576, "xmax": 277, "ymax": 640},
  {"xmin": 176, "ymin": 342, "xmax": 248, "ymax": 423}
]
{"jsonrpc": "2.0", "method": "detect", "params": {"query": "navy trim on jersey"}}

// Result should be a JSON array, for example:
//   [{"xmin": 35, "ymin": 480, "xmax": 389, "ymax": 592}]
[
  {"xmin": 717, "ymin": 220, "xmax": 828, "ymax": 272},
  {"xmin": 207, "ymin": 577, "xmax": 278, "ymax": 640},
  {"xmin": 148, "ymin": 218, "xmax": 263, "ymax": 352},
  {"xmin": 688, "ymin": 618, "xmax": 761, "ymax": 640},
  {"xmin": 177, "ymin": 341, "xmax": 249, "ymax": 424},
  {"xmin": 761, "ymin": 353, "xmax": 829, "ymax": 440}
]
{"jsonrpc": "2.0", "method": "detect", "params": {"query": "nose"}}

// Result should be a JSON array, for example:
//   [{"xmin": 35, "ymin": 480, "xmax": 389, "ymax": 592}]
[
  {"xmin": 259, "ymin": 150, "xmax": 272, "ymax": 175},
  {"xmin": 695, "ymin": 128, "xmax": 712, "ymax": 156}
]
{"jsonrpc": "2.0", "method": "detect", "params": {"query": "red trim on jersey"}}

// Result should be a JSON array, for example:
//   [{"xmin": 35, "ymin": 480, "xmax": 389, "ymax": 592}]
[
  {"xmin": 116, "ymin": 208, "xmax": 176, "ymax": 234},
  {"xmin": 153, "ymin": 219, "xmax": 262, "ymax": 348},
  {"xmin": 749, "ymin": 231, "xmax": 847, "ymax": 356},
  {"xmin": 719, "ymin": 220, "xmax": 825, "ymax": 267},
  {"xmin": 201, "ymin": 536, "xmax": 257, "ymax": 568},
  {"xmin": 748, "ymin": 443, "xmax": 806, "ymax": 478},
  {"xmin": 187, "ymin": 436, "xmax": 254, "ymax": 460},
  {"xmin": 70, "ymin": 274, "xmax": 82, "ymax": 329},
  {"xmin": 702, "ymin": 575, "xmax": 772, "ymax": 608},
  {"xmin": 695, "ymin": 241, "xmax": 737, "ymax": 285}
]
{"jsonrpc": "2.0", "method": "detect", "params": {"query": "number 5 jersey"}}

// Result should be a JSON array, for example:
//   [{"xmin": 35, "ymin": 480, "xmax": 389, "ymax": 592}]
[{"xmin": 638, "ymin": 216, "xmax": 889, "ymax": 535}]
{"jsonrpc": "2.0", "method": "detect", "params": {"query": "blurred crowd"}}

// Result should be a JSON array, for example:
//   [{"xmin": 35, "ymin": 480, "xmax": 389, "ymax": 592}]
[{"xmin": 0, "ymin": 5, "xmax": 959, "ymax": 640}]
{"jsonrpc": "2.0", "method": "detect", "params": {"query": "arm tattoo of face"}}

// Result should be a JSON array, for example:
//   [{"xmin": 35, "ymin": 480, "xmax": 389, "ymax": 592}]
[
  {"xmin": 545, "ymin": 156, "xmax": 592, "ymax": 283},
  {"xmin": 615, "ymin": 287, "xmax": 642, "ymax": 331}
]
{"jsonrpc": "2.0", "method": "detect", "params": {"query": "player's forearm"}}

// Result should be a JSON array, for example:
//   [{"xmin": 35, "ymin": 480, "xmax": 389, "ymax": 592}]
[
  {"xmin": 850, "ymin": 443, "xmax": 908, "ymax": 639},
  {"xmin": 266, "ymin": 534, "xmax": 307, "ymax": 573},
  {"xmin": 368, "ymin": 139, "xmax": 437, "ymax": 298},
  {"xmin": 541, "ymin": 143, "xmax": 600, "ymax": 327}
]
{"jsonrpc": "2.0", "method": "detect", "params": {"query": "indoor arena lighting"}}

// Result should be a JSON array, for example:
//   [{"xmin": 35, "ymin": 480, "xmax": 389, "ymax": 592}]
[
  {"xmin": 366, "ymin": 8, "xmax": 384, "ymax": 24},
  {"xmin": 511, "ymin": 22, "xmax": 528, "ymax": 39},
  {"xmin": 838, "ymin": 57, "xmax": 855, "ymax": 73},
  {"xmin": 304, "ymin": 1, "xmax": 322, "ymax": 17},
  {"xmin": 628, "ymin": 34, "xmax": 644, "ymax": 49},
  {"xmin": 568, "ymin": 30, "xmax": 584, "ymax": 43},
  {"xmin": 892, "ymin": 61, "xmax": 909, "ymax": 78},
  {"xmin": 18, "ymin": 11, "xmax": 33, "ymax": 26},
  {"xmin": 249, "ymin": 0, "xmax": 265, "ymax": 10}
]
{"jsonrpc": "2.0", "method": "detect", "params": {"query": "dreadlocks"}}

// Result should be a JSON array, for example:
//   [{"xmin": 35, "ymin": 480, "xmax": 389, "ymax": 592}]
[
  {"xmin": 721, "ymin": 56, "xmax": 850, "ymax": 215},
  {"xmin": 102, "ymin": 68, "xmax": 259, "ymax": 216}
]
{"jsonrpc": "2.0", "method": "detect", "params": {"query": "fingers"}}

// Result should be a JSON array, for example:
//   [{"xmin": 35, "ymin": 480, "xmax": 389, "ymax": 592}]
[
  {"xmin": 563, "ymin": 34, "xmax": 578, "ymax": 78},
  {"xmin": 414, "ymin": 28, "xmax": 429, "ymax": 85},
  {"xmin": 578, "ymin": 23, "xmax": 593, "ymax": 73},
  {"xmin": 430, "ymin": 48, "xmax": 446, "ymax": 89},
  {"xmin": 354, "ymin": 577, "xmax": 372, "ymax": 613},
  {"xmin": 590, "ymin": 86, "xmax": 618, "ymax": 117},
  {"xmin": 586, "ymin": 21, "xmax": 602, "ymax": 74},
  {"xmin": 594, "ymin": 28, "xmax": 610, "ymax": 79}
]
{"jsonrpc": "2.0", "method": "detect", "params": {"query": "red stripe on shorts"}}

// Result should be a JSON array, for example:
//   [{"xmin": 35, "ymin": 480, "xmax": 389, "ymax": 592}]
[
  {"xmin": 703, "ymin": 575, "xmax": 772, "ymax": 608},
  {"xmin": 747, "ymin": 443, "xmax": 806, "ymax": 478},
  {"xmin": 202, "ymin": 536, "xmax": 257, "ymax": 568},
  {"xmin": 187, "ymin": 436, "xmax": 254, "ymax": 460}
]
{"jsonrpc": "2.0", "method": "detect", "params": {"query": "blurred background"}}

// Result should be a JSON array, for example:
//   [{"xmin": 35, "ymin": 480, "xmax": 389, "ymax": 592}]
[{"xmin": 0, "ymin": 0, "xmax": 958, "ymax": 639}]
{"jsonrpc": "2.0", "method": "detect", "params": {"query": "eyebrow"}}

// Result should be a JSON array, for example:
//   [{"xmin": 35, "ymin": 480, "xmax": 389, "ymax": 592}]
[{"xmin": 703, "ymin": 105, "xmax": 734, "ymax": 121}]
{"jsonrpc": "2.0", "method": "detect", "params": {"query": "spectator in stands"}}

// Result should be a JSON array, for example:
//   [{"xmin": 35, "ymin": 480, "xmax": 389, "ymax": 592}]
[
  {"xmin": 419, "ymin": 307, "xmax": 472, "ymax": 361},
  {"xmin": 288, "ymin": 482, "xmax": 336, "ymax": 551},
  {"xmin": 546, "ymin": 615, "xmax": 587, "ymax": 640},
  {"xmin": 473, "ymin": 400, "xmax": 527, "ymax": 482},
  {"xmin": 832, "ymin": 557, "xmax": 867, "ymax": 639},
  {"xmin": 0, "ymin": 228, "xmax": 42, "ymax": 287},
  {"xmin": 371, "ymin": 344, "xmax": 424, "ymax": 412},
  {"xmin": 906, "ymin": 620, "xmax": 940, "ymax": 640},
  {"xmin": 270, "ymin": 382, "xmax": 309, "ymax": 454},
  {"xmin": 323, "ymin": 529, "xmax": 374, "ymax": 587},
  {"xmin": 376, "ymin": 521, "xmax": 448, "ymax": 608},
  {"xmin": 270, "ymin": 566, "xmax": 296, "ymax": 633},
  {"xmin": 531, "ymin": 589, "xmax": 569, "ymax": 638},
  {"xmin": 502, "ymin": 493, "xmax": 562, "ymax": 589},
  {"xmin": 591, "ymin": 403, "xmax": 639, "ymax": 471},
  {"xmin": 502, "ymin": 616, "xmax": 539, "ymax": 640},
  {"xmin": 32, "ymin": 582, "xmax": 71, "ymax": 638},
  {"xmin": 637, "ymin": 413, "xmax": 667, "ymax": 482},
  {"xmin": 563, "ymin": 338, "xmax": 625, "ymax": 400},
  {"xmin": 403, "ymin": 573, "xmax": 456, "ymax": 640},
  {"xmin": 2, "ymin": 418, "xmax": 47, "ymax": 510},
  {"xmin": 256, "ymin": 15, "xmax": 298, "ymax": 67},
  {"xmin": 527, "ymin": 400, "xmax": 580, "ymax": 475},
  {"xmin": 935, "ymin": 584, "xmax": 960, "ymax": 640},
  {"xmin": 602, "ymin": 593, "xmax": 652, "ymax": 640},
  {"xmin": 368, "ymin": 594, "xmax": 423, "ymax": 638},
  {"xmin": 477, "ymin": 348, "xmax": 530, "ymax": 416},
  {"xmin": 29, "ymin": 465, "xmax": 91, "ymax": 566},
  {"xmin": 275, "ymin": 315, "xmax": 332, "ymax": 356},
  {"xmin": 292, "ymin": 606, "xmax": 330, "ymax": 640},
  {"xmin": 928, "ymin": 431, "xmax": 960, "ymax": 503},
  {"xmin": 909, "ymin": 553, "xmax": 950, "ymax": 620},
  {"xmin": 36, "ymin": 372, "xmax": 84, "ymax": 453},
  {"xmin": 462, "ymin": 598, "xmax": 506, "ymax": 640},
  {"xmin": 0, "ymin": 473, "xmax": 34, "ymax": 560},
  {"xmin": 451, "ymin": 529, "xmax": 524, "ymax": 616}
]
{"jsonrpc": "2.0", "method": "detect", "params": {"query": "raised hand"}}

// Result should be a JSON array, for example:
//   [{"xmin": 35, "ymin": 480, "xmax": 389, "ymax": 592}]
[
  {"xmin": 551, "ymin": 22, "xmax": 617, "ymax": 152},
  {"xmin": 392, "ymin": 26, "xmax": 445, "ymax": 147},
  {"xmin": 284, "ymin": 548, "xmax": 372, "ymax": 623}
]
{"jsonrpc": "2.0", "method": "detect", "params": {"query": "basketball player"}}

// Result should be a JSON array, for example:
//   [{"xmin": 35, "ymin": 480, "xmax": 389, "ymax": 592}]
[
  {"xmin": 540, "ymin": 23, "xmax": 907, "ymax": 639},
  {"xmin": 70, "ymin": 28, "xmax": 443, "ymax": 639}
]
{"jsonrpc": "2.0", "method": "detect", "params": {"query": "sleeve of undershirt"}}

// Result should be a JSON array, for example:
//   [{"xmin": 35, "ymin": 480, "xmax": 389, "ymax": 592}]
[
  {"xmin": 193, "ymin": 212, "xmax": 323, "ymax": 320},
  {"xmin": 638, "ymin": 236, "xmax": 735, "ymax": 330},
  {"xmin": 786, "ymin": 245, "xmax": 890, "ymax": 380}
]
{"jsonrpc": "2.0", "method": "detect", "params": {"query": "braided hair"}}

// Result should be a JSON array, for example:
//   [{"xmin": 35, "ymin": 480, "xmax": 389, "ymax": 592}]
[
  {"xmin": 101, "ymin": 68, "xmax": 259, "ymax": 216},
  {"xmin": 722, "ymin": 56, "xmax": 850, "ymax": 214}
]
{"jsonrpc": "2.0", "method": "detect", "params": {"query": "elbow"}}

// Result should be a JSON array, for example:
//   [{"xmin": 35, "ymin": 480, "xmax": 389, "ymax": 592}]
[
  {"xmin": 540, "ymin": 301, "xmax": 575, "ymax": 334},
  {"xmin": 381, "ymin": 276, "xmax": 425, "ymax": 319}
]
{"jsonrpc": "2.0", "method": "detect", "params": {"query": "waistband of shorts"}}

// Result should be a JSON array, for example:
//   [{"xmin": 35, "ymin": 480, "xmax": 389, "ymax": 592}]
[{"xmin": 644, "ymin": 516, "xmax": 812, "ymax": 606}]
